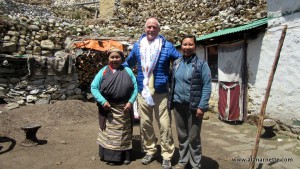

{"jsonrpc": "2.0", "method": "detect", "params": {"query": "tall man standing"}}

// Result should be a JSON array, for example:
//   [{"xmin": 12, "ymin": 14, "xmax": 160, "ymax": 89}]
[{"xmin": 124, "ymin": 17, "xmax": 181, "ymax": 169}]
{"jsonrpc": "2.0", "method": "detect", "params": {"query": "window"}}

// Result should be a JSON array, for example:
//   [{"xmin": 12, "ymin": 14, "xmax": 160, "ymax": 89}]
[{"xmin": 206, "ymin": 45, "xmax": 218, "ymax": 80}]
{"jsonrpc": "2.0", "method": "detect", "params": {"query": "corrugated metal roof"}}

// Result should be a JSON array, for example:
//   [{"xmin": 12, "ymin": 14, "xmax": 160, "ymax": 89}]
[{"xmin": 196, "ymin": 17, "xmax": 268, "ymax": 41}]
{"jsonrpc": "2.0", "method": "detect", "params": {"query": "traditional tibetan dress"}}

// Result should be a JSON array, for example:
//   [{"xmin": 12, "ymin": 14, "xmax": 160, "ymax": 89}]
[{"xmin": 91, "ymin": 65, "xmax": 137, "ymax": 162}]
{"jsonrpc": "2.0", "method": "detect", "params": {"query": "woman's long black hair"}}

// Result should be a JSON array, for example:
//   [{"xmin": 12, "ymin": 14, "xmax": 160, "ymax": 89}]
[{"xmin": 180, "ymin": 35, "xmax": 196, "ymax": 45}]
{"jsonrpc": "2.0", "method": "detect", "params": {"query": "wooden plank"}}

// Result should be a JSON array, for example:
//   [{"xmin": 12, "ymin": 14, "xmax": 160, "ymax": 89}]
[{"xmin": 73, "ymin": 1, "xmax": 99, "ymax": 6}]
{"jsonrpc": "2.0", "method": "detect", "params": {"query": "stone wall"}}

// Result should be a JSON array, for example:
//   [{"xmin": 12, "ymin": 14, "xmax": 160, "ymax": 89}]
[
  {"xmin": 52, "ymin": 0, "xmax": 98, "ymax": 7},
  {"xmin": 0, "ymin": 53, "xmax": 83, "ymax": 108},
  {"xmin": 0, "ymin": 15, "xmax": 131, "ymax": 108},
  {"xmin": 0, "ymin": 0, "xmax": 268, "ymax": 55},
  {"xmin": 1, "ymin": 16, "xmax": 84, "ymax": 56},
  {"xmin": 0, "ymin": 12, "xmax": 98, "ymax": 107},
  {"xmin": 249, "ymin": 0, "xmax": 300, "ymax": 126},
  {"xmin": 111, "ymin": 0, "xmax": 267, "ymax": 43},
  {"xmin": 51, "ymin": 0, "xmax": 267, "ymax": 44},
  {"xmin": 99, "ymin": 0, "xmax": 114, "ymax": 20},
  {"xmin": 0, "ymin": 0, "xmax": 268, "ymax": 108}
]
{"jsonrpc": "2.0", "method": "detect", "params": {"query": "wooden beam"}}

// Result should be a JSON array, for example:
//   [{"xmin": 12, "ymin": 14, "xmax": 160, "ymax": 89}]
[{"xmin": 73, "ymin": 1, "xmax": 99, "ymax": 6}]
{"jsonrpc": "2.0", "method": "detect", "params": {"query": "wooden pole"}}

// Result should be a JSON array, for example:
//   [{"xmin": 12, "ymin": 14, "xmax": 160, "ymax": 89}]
[
  {"xmin": 73, "ymin": 1, "xmax": 100, "ymax": 6},
  {"xmin": 249, "ymin": 25, "xmax": 287, "ymax": 169}
]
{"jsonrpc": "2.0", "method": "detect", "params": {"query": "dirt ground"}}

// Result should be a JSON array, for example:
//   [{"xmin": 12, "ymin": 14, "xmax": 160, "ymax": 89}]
[{"xmin": 0, "ymin": 100, "xmax": 253, "ymax": 169}]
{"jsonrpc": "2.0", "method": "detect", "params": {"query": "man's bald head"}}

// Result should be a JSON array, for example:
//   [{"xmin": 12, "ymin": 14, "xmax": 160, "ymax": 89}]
[{"xmin": 144, "ymin": 17, "xmax": 160, "ymax": 41}]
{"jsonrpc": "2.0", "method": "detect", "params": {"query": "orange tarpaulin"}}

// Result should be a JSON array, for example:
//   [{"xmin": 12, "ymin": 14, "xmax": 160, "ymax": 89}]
[{"xmin": 73, "ymin": 39, "xmax": 123, "ymax": 52}]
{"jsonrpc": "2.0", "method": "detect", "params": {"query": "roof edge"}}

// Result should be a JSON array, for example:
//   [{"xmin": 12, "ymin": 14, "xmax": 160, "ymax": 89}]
[{"xmin": 196, "ymin": 17, "xmax": 268, "ymax": 42}]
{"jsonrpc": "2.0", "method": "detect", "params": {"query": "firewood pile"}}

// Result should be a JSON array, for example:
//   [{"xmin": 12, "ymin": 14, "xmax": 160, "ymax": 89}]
[
  {"xmin": 70, "ymin": 37, "xmax": 136, "ymax": 92},
  {"xmin": 74, "ymin": 49, "xmax": 107, "ymax": 90}
]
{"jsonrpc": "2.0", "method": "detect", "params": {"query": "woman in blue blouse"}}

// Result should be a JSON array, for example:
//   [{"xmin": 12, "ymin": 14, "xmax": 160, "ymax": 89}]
[{"xmin": 168, "ymin": 35, "xmax": 212, "ymax": 169}]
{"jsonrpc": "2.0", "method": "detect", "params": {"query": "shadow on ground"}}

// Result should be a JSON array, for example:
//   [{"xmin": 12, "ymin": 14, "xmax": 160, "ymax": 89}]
[
  {"xmin": 0, "ymin": 136, "xmax": 16, "ymax": 155},
  {"xmin": 131, "ymin": 134, "xmax": 219, "ymax": 169},
  {"xmin": 202, "ymin": 156, "xmax": 219, "ymax": 169}
]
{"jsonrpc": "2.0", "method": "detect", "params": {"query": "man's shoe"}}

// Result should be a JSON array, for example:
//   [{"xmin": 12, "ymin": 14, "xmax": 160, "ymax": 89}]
[
  {"xmin": 162, "ymin": 159, "xmax": 172, "ymax": 169},
  {"xmin": 175, "ymin": 163, "xmax": 185, "ymax": 169},
  {"xmin": 141, "ymin": 154, "xmax": 155, "ymax": 165}
]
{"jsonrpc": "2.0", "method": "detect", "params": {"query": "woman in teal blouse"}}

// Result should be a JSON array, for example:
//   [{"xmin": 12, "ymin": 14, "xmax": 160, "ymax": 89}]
[{"xmin": 91, "ymin": 47, "xmax": 138, "ymax": 166}]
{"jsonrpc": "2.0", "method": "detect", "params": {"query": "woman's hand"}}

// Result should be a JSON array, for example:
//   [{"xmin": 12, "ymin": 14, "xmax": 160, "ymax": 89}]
[
  {"xmin": 123, "ymin": 102, "xmax": 132, "ymax": 113},
  {"xmin": 196, "ymin": 108, "xmax": 204, "ymax": 119},
  {"xmin": 103, "ymin": 102, "xmax": 111, "ymax": 110}
]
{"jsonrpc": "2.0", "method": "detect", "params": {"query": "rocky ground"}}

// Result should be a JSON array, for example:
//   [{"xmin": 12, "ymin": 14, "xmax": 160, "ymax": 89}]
[
  {"xmin": 1, "ymin": 0, "xmax": 267, "ymax": 44},
  {"xmin": 0, "ymin": 0, "xmax": 95, "ymax": 24}
]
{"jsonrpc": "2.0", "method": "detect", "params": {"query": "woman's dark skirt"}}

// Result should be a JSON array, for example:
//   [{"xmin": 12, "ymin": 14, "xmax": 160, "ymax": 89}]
[{"xmin": 99, "ymin": 145, "xmax": 130, "ymax": 162}]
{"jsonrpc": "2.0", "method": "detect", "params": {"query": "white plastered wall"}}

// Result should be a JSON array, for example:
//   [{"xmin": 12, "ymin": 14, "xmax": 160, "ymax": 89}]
[{"xmin": 248, "ymin": 0, "xmax": 300, "ymax": 124}]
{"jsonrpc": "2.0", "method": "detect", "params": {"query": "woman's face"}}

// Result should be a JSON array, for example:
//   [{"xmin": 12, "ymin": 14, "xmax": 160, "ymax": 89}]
[
  {"xmin": 181, "ymin": 37, "xmax": 196, "ymax": 57},
  {"xmin": 108, "ymin": 52, "xmax": 122, "ymax": 69}
]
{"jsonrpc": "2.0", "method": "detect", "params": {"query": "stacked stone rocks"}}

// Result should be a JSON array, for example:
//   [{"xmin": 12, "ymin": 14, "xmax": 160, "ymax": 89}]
[
  {"xmin": 113, "ymin": 0, "xmax": 267, "ymax": 43},
  {"xmin": 0, "ymin": 54, "xmax": 83, "ymax": 109},
  {"xmin": 1, "ymin": 16, "xmax": 78, "ymax": 56},
  {"xmin": 0, "ymin": 0, "xmax": 267, "ymax": 107},
  {"xmin": 2, "ymin": 0, "xmax": 267, "ymax": 45}
]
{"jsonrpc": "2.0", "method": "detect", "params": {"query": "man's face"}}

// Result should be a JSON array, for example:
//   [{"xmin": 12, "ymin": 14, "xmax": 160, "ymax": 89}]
[{"xmin": 145, "ymin": 19, "xmax": 160, "ymax": 41}]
